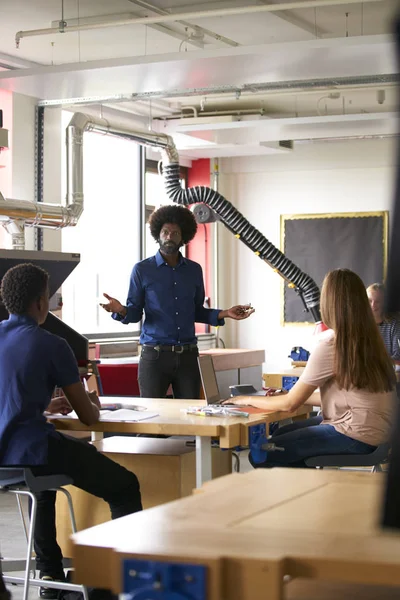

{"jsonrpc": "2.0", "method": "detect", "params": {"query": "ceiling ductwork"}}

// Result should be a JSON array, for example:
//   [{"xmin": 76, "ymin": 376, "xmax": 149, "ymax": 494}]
[
  {"xmin": 37, "ymin": 74, "xmax": 400, "ymax": 109},
  {"xmin": 15, "ymin": 0, "xmax": 387, "ymax": 47},
  {"xmin": 0, "ymin": 111, "xmax": 321, "ymax": 320},
  {"xmin": 0, "ymin": 113, "xmax": 176, "ymax": 250}
]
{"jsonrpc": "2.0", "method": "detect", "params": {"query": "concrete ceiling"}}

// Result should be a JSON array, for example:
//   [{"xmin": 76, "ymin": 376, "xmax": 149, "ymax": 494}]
[{"xmin": 0, "ymin": 0, "xmax": 398, "ymax": 158}]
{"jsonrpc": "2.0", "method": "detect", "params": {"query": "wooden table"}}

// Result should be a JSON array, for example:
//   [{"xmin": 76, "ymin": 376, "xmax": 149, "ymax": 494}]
[
  {"xmin": 53, "ymin": 398, "xmax": 310, "ymax": 487},
  {"xmin": 202, "ymin": 348, "xmax": 265, "ymax": 372},
  {"xmin": 71, "ymin": 469, "xmax": 400, "ymax": 599},
  {"xmin": 263, "ymin": 367, "xmax": 305, "ymax": 390},
  {"xmin": 98, "ymin": 348, "xmax": 265, "ymax": 399}
]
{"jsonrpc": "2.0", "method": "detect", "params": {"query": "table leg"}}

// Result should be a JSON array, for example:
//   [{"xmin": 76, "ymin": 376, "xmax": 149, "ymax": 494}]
[
  {"xmin": 195, "ymin": 436, "xmax": 212, "ymax": 488},
  {"xmin": 91, "ymin": 432, "xmax": 103, "ymax": 442}
]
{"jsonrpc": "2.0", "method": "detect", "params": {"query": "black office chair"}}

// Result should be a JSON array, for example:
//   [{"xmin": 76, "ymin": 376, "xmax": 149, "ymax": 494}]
[{"xmin": 305, "ymin": 442, "xmax": 390, "ymax": 472}]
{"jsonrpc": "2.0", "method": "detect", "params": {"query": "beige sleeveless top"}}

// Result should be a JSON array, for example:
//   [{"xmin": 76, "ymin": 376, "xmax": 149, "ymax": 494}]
[{"xmin": 300, "ymin": 329, "xmax": 394, "ymax": 446}]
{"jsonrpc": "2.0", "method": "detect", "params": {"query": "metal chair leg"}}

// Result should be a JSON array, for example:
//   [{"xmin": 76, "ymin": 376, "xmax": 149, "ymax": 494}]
[
  {"xmin": 232, "ymin": 452, "xmax": 240, "ymax": 473},
  {"xmin": 372, "ymin": 463, "xmax": 383, "ymax": 473},
  {"xmin": 56, "ymin": 488, "xmax": 89, "ymax": 600},
  {"xmin": 9, "ymin": 490, "xmax": 37, "ymax": 600},
  {"xmin": 3, "ymin": 486, "xmax": 89, "ymax": 600},
  {"xmin": 56, "ymin": 488, "xmax": 78, "ymax": 532},
  {"xmin": 15, "ymin": 494, "xmax": 29, "ymax": 543}
]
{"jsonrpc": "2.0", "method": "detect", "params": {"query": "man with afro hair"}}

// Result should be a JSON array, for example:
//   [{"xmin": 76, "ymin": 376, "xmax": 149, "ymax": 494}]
[
  {"xmin": 101, "ymin": 205, "xmax": 254, "ymax": 399},
  {"xmin": 0, "ymin": 263, "xmax": 142, "ymax": 596}
]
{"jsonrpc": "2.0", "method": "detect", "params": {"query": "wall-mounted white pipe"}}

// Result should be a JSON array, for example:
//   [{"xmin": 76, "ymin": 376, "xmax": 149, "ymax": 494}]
[{"xmin": 15, "ymin": 0, "xmax": 385, "ymax": 46}]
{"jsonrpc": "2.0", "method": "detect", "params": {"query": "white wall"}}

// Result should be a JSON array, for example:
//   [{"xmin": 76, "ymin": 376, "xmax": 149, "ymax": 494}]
[
  {"xmin": 11, "ymin": 93, "xmax": 37, "ymax": 249},
  {"xmin": 218, "ymin": 138, "xmax": 397, "ymax": 372},
  {"xmin": 2, "ymin": 95, "xmax": 62, "ymax": 251},
  {"xmin": 42, "ymin": 106, "xmax": 63, "ymax": 251}
]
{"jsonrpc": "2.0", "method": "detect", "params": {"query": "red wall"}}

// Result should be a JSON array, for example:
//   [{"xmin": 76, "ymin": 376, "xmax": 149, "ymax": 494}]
[{"xmin": 186, "ymin": 159, "xmax": 214, "ymax": 332}]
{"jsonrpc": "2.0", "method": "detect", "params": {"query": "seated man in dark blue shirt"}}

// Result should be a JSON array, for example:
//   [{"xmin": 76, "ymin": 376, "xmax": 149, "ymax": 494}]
[
  {"xmin": 101, "ymin": 205, "xmax": 254, "ymax": 399},
  {"xmin": 367, "ymin": 283, "xmax": 400, "ymax": 361},
  {"xmin": 0, "ymin": 263, "xmax": 142, "ymax": 597}
]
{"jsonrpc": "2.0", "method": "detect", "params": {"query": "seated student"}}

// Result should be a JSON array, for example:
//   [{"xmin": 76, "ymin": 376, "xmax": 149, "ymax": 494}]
[
  {"xmin": 0, "ymin": 264, "xmax": 142, "ymax": 597},
  {"xmin": 367, "ymin": 282, "xmax": 400, "ymax": 361},
  {"xmin": 225, "ymin": 269, "xmax": 396, "ymax": 468}
]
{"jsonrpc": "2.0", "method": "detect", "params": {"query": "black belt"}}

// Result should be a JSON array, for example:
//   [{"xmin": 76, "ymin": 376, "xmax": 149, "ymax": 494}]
[{"xmin": 144, "ymin": 344, "xmax": 198, "ymax": 354}]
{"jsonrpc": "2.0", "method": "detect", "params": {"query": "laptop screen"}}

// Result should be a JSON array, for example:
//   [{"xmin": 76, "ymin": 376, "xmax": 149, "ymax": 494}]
[{"xmin": 197, "ymin": 355, "xmax": 221, "ymax": 404}]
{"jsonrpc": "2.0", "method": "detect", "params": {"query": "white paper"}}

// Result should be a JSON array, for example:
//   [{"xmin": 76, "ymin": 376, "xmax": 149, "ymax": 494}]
[
  {"xmin": 48, "ymin": 409, "xmax": 158, "ymax": 422},
  {"xmin": 99, "ymin": 409, "xmax": 158, "ymax": 422}
]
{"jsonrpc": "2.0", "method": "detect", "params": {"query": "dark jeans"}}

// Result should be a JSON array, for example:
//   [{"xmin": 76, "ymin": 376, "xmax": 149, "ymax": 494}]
[
  {"xmin": 30, "ymin": 432, "xmax": 142, "ymax": 579},
  {"xmin": 250, "ymin": 415, "xmax": 376, "ymax": 469},
  {"xmin": 138, "ymin": 345, "xmax": 201, "ymax": 399}
]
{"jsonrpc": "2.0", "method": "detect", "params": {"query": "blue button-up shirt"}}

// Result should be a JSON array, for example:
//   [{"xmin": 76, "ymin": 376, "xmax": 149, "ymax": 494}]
[
  {"xmin": 0, "ymin": 314, "xmax": 81, "ymax": 466},
  {"xmin": 113, "ymin": 251, "xmax": 224, "ymax": 345}
]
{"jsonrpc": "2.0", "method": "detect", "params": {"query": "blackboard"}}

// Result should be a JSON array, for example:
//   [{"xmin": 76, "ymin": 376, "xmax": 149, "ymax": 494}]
[{"xmin": 281, "ymin": 212, "xmax": 388, "ymax": 324}]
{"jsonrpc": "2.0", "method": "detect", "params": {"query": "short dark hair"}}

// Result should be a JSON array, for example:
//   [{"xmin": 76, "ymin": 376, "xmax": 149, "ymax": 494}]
[
  {"xmin": 1, "ymin": 263, "xmax": 49, "ymax": 315},
  {"xmin": 148, "ymin": 205, "xmax": 197, "ymax": 245}
]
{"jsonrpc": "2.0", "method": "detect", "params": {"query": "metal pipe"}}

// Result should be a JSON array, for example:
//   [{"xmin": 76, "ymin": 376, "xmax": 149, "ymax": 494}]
[
  {"xmin": 0, "ymin": 196, "xmax": 75, "ymax": 228},
  {"xmin": 156, "ymin": 108, "xmax": 265, "ymax": 120},
  {"xmin": 126, "ymin": 0, "xmax": 240, "ymax": 47},
  {"xmin": 88, "ymin": 118, "xmax": 172, "ymax": 149},
  {"xmin": 181, "ymin": 106, "xmax": 198, "ymax": 118},
  {"xmin": 0, "ymin": 113, "xmax": 178, "ymax": 249},
  {"xmin": 15, "ymin": 0, "xmax": 385, "ymax": 45},
  {"xmin": 2, "ymin": 218, "xmax": 25, "ymax": 250}
]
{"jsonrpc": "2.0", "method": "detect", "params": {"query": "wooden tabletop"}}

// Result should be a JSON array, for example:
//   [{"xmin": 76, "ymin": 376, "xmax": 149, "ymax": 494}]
[
  {"xmin": 71, "ymin": 469, "xmax": 400, "ymax": 598},
  {"xmin": 202, "ymin": 348, "xmax": 265, "ymax": 371},
  {"xmin": 52, "ymin": 397, "xmax": 310, "ymax": 448}
]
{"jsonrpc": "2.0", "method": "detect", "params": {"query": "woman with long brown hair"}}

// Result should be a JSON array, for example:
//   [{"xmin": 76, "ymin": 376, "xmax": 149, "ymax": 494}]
[{"xmin": 225, "ymin": 268, "xmax": 396, "ymax": 468}]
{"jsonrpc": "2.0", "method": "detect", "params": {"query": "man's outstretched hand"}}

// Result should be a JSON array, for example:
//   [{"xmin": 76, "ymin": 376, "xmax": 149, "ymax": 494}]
[
  {"xmin": 219, "ymin": 305, "xmax": 255, "ymax": 321},
  {"xmin": 100, "ymin": 293, "xmax": 126, "ymax": 316}
]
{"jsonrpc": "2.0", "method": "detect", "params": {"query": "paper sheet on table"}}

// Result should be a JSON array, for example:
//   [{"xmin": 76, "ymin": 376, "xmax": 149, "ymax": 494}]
[{"xmin": 48, "ymin": 409, "xmax": 158, "ymax": 422}]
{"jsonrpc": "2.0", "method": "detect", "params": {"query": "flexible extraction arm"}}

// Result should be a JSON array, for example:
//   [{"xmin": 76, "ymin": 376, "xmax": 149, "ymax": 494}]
[{"xmin": 162, "ymin": 157, "xmax": 321, "ymax": 322}]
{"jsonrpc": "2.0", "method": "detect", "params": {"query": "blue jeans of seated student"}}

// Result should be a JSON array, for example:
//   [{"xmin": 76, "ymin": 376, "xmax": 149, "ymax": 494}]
[
  {"xmin": 138, "ymin": 345, "xmax": 201, "ymax": 399},
  {"xmin": 249, "ymin": 415, "xmax": 376, "ymax": 469}
]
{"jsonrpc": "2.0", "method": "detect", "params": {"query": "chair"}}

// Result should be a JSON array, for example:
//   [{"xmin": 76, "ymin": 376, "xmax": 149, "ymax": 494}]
[
  {"xmin": 0, "ymin": 468, "xmax": 88, "ymax": 600},
  {"xmin": 304, "ymin": 442, "xmax": 390, "ymax": 472}
]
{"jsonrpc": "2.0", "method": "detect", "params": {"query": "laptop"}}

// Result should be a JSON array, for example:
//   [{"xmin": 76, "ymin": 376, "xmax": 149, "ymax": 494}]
[{"xmin": 197, "ymin": 355, "xmax": 272, "ymax": 414}]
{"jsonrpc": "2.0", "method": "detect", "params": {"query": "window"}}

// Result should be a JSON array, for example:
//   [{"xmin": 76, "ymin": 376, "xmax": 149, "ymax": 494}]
[{"xmin": 61, "ymin": 111, "xmax": 141, "ymax": 336}]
